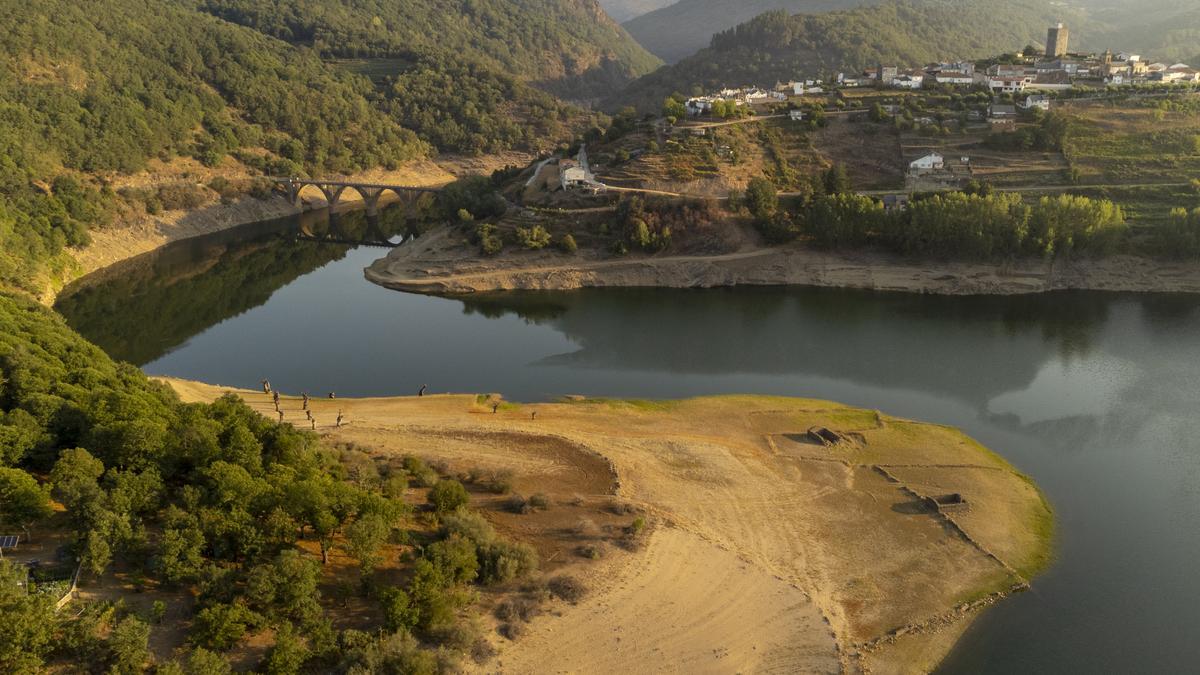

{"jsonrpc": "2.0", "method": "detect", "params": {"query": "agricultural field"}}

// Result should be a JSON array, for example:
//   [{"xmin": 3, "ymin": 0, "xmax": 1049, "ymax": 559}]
[{"xmin": 1060, "ymin": 97, "xmax": 1200, "ymax": 184}]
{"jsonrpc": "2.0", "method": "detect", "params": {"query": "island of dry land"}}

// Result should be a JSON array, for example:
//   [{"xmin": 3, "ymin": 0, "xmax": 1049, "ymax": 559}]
[{"xmin": 165, "ymin": 378, "xmax": 1053, "ymax": 674}]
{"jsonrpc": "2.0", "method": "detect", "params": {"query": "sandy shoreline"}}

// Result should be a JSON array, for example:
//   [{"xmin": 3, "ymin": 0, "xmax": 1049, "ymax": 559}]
[
  {"xmin": 366, "ymin": 226, "xmax": 1200, "ymax": 296},
  {"xmin": 163, "ymin": 379, "xmax": 1053, "ymax": 674}
]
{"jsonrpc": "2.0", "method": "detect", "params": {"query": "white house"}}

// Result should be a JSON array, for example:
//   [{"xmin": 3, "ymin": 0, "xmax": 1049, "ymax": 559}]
[
  {"xmin": 892, "ymin": 73, "xmax": 924, "ymax": 89},
  {"xmin": 789, "ymin": 109, "xmax": 805, "ymax": 121},
  {"xmin": 1020, "ymin": 94, "xmax": 1051, "ymax": 111},
  {"xmin": 909, "ymin": 152, "xmax": 945, "ymax": 174},
  {"xmin": 935, "ymin": 71, "xmax": 975, "ymax": 86},
  {"xmin": 685, "ymin": 97, "xmax": 712, "ymax": 116}
]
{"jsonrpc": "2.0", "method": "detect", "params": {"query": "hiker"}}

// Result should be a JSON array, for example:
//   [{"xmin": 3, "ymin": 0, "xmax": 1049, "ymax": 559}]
[
  {"xmin": 492, "ymin": 402, "xmax": 500, "ymax": 414},
  {"xmin": 302, "ymin": 392, "xmax": 309, "ymax": 410},
  {"xmin": 272, "ymin": 390, "xmax": 280, "ymax": 406},
  {"xmin": 328, "ymin": 392, "xmax": 336, "ymax": 399},
  {"xmin": 277, "ymin": 410, "xmax": 284, "ymax": 423},
  {"xmin": 262, "ymin": 379, "xmax": 271, "ymax": 394},
  {"xmin": 531, "ymin": 411, "xmax": 537, "ymax": 421},
  {"xmin": 418, "ymin": 384, "xmax": 428, "ymax": 397},
  {"xmin": 336, "ymin": 410, "xmax": 344, "ymax": 428},
  {"xmin": 311, "ymin": 417, "xmax": 316, "ymax": 430},
  {"xmin": 306, "ymin": 409, "xmax": 313, "ymax": 422}
]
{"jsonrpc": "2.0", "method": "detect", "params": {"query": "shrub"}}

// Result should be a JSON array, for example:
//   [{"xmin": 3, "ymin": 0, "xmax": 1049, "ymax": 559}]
[
  {"xmin": 402, "ymin": 456, "xmax": 439, "ymax": 488},
  {"xmin": 577, "ymin": 543, "xmax": 604, "ymax": 560},
  {"xmin": 515, "ymin": 225, "xmax": 551, "ymax": 250},
  {"xmin": 528, "ymin": 493, "xmax": 549, "ymax": 509},
  {"xmin": 441, "ymin": 511, "xmax": 496, "ymax": 546},
  {"xmin": 505, "ymin": 495, "xmax": 531, "ymax": 514},
  {"xmin": 157, "ymin": 183, "xmax": 207, "ymax": 211},
  {"xmin": 494, "ymin": 596, "xmax": 541, "ymax": 623},
  {"xmin": 191, "ymin": 602, "xmax": 261, "ymax": 650},
  {"xmin": 548, "ymin": 576, "xmax": 587, "ymax": 603},
  {"xmin": 428, "ymin": 480, "xmax": 470, "ymax": 513},
  {"xmin": 381, "ymin": 588, "xmax": 419, "ymax": 632},
  {"xmin": 557, "ymin": 233, "xmax": 578, "ymax": 254},
  {"xmin": 478, "ymin": 541, "xmax": 538, "ymax": 585},
  {"xmin": 498, "ymin": 621, "xmax": 524, "ymax": 641}
]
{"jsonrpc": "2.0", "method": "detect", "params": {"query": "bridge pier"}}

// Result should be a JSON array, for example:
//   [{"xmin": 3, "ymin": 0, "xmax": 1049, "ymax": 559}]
[
  {"xmin": 357, "ymin": 187, "xmax": 385, "ymax": 216},
  {"xmin": 318, "ymin": 185, "xmax": 347, "ymax": 208},
  {"xmin": 284, "ymin": 180, "xmax": 300, "ymax": 206}
]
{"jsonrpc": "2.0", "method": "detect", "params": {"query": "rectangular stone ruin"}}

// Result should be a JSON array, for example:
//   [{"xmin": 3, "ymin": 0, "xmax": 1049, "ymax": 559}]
[{"xmin": 926, "ymin": 493, "xmax": 969, "ymax": 513}]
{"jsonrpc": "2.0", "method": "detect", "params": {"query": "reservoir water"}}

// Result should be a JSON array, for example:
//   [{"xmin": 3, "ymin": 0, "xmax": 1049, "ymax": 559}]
[{"xmin": 56, "ymin": 208, "xmax": 1200, "ymax": 673}]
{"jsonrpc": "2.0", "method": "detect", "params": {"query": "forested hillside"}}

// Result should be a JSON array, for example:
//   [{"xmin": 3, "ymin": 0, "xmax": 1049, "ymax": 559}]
[
  {"xmin": 615, "ymin": 0, "xmax": 1068, "ymax": 110},
  {"xmin": 0, "ymin": 0, "xmax": 654, "ymax": 296},
  {"xmin": 0, "ymin": 293, "xmax": 543, "ymax": 672},
  {"xmin": 624, "ymin": 0, "xmax": 874, "ymax": 63},
  {"xmin": 0, "ymin": 0, "xmax": 430, "ymax": 296},
  {"xmin": 192, "ymin": 0, "xmax": 661, "ymax": 100},
  {"xmin": 1082, "ymin": 0, "xmax": 1200, "ymax": 64}
]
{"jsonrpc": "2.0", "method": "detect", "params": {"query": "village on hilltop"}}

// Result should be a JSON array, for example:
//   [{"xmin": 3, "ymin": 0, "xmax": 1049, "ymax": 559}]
[{"xmin": 682, "ymin": 23, "xmax": 1197, "ymax": 123}]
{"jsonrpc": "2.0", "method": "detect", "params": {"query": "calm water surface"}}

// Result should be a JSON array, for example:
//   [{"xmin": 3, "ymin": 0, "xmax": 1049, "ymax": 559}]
[{"xmin": 56, "ymin": 210, "xmax": 1200, "ymax": 673}]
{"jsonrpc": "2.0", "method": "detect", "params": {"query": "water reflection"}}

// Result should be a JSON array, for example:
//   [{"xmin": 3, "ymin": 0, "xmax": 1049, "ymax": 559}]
[
  {"xmin": 460, "ymin": 289, "xmax": 1114, "ymax": 406},
  {"xmin": 55, "ymin": 207, "xmax": 421, "ymax": 364}
]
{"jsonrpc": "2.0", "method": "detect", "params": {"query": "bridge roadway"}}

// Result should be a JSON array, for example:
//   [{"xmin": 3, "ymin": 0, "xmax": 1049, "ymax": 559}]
[{"xmin": 270, "ymin": 176, "xmax": 441, "ymax": 215}]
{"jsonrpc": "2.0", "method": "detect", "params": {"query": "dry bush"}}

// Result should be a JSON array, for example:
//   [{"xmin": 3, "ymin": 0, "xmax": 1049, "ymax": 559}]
[
  {"xmin": 494, "ymin": 596, "xmax": 541, "ymax": 623},
  {"xmin": 576, "ymin": 543, "xmax": 605, "ymax": 560},
  {"xmin": 548, "ymin": 576, "xmax": 587, "ymax": 603},
  {"xmin": 499, "ymin": 621, "xmax": 525, "ymax": 641},
  {"xmin": 471, "ymin": 638, "xmax": 496, "ymax": 664},
  {"xmin": 606, "ymin": 500, "xmax": 638, "ymax": 515},
  {"xmin": 528, "ymin": 493, "xmax": 550, "ymax": 509},
  {"xmin": 572, "ymin": 518, "xmax": 601, "ymax": 538},
  {"xmin": 505, "ymin": 494, "xmax": 532, "ymax": 514}
]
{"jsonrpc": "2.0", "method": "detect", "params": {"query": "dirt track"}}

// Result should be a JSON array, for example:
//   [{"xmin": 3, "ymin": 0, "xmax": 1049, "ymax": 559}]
[{"xmin": 165, "ymin": 381, "xmax": 1053, "ymax": 674}]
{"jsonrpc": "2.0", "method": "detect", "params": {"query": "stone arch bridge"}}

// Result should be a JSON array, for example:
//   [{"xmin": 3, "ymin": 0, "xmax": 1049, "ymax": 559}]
[{"xmin": 271, "ymin": 177, "xmax": 441, "ymax": 215}]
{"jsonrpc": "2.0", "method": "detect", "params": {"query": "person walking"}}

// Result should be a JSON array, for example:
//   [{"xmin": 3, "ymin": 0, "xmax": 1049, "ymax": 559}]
[
  {"xmin": 311, "ymin": 417, "xmax": 316, "ymax": 430},
  {"xmin": 418, "ymin": 384, "xmax": 428, "ymax": 397},
  {"xmin": 262, "ymin": 379, "xmax": 271, "ymax": 394},
  {"xmin": 492, "ymin": 402, "xmax": 500, "ymax": 414},
  {"xmin": 277, "ymin": 409, "xmax": 284, "ymax": 423},
  {"xmin": 336, "ymin": 410, "xmax": 344, "ymax": 428},
  {"xmin": 306, "ymin": 409, "xmax": 313, "ymax": 422},
  {"xmin": 273, "ymin": 390, "xmax": 280, "ymax": 407},
  {"xmin": 302, "ymin": 392, "xmax": 309, "ymax": 410}
]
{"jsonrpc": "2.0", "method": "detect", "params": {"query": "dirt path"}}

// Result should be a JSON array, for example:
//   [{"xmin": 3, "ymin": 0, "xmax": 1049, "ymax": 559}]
[
  {"xmin": 366, "ymin": 226, "xmax": 1200, "ymax": 296},
  {"xmin": 165, "ymin": 381, "xmax": 1053, "ymax": 673}
]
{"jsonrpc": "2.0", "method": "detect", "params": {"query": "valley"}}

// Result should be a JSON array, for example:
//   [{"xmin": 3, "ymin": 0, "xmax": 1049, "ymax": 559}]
[{"xmin": 3, "ymin": 1, "xmax": 1200, "ymax": 673}]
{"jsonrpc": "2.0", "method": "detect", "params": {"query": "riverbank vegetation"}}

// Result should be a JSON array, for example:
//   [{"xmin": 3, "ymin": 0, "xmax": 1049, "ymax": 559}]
[{"xmin": 0, "ymin": 294, "xmax": 545, "ymax": 672}]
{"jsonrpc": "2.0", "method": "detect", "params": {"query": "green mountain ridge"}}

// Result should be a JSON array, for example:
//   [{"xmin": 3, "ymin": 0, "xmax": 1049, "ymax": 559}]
[
  {"xmin": 623, "ymin": 0, "xmax": 1200, "ymax": 66},
  {"xmin": 614, "ymin": 0, "xmax": 1080, "ymax": 111},
  {"xmin": 624, "ymin": 0, "xmax": 875, "ymax": 63},
  {"xmin": 191, "ymin": 0, "xmax": 662, "ymax": 101}
]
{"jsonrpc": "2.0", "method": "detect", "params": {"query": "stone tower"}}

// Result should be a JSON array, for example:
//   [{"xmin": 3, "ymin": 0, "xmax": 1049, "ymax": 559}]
[{"xmin": 1046, "ymin": 23, "xmax": 1069, "ymax": 58}]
